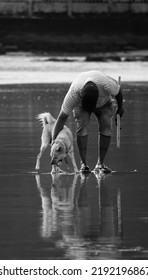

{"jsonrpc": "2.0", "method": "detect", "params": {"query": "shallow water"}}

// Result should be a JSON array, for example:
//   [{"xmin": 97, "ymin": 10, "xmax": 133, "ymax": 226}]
[{"xmin": 0, "ymin": 82, "xmax": 148, "ymax": 260}]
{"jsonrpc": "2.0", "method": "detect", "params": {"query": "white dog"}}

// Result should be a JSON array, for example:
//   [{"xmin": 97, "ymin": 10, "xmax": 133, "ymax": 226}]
[{"xmin": 35, "ymin": 112, "xmax": 78, "ymax": 173}]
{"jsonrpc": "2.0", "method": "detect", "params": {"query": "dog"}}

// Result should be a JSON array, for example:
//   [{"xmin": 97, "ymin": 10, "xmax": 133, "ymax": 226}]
[{"xmin": 35, "ymin": 112, "xmax": 78, "ymax": 173}]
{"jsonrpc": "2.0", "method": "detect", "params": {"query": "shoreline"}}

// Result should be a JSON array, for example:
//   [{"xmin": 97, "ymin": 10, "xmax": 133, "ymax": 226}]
[
  {"xmin": 1, "ymin": 49, "xmax": 148, "ymax": 62},
  {"xmin": 0, "ymin": 52, "xmax": 148, "ymax": 84}
]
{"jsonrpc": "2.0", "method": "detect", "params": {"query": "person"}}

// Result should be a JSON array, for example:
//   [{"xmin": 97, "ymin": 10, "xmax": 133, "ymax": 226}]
[{"xmin": 52, "ymin": 70, "xmax": 124, "ymax": 173}]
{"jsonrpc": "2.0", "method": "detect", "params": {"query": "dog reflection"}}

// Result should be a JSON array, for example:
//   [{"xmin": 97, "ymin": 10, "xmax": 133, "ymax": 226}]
[
  {"xmin": 50, "ymin": 173, "xmax": 78, "ymax": 212},
  {"xmin": 35, "ymin": 173, "xmax": 79, "ymax": 239},
  {"xmin": 35, "ymin": 172, "xmax": 122, "ymax": 259}
]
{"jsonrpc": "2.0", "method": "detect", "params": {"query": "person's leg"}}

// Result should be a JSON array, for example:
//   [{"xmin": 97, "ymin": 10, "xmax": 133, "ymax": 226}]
[
  {"xmin": 94, "ymin": 102, "xmax": 113, "ymax": 172},
  {"xmin": 73, "ymin": 108, "xmax": 91, "ymax": 172},
  {"xmin": 96, "ymin": 134, "xmax": 111, "ymax": 166},
  {"xmin": 77, "ymin": 135, "xmax": 88, "ymax": 166}
]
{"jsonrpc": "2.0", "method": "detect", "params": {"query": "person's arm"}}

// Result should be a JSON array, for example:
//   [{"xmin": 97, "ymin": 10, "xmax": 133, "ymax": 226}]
[
  {"xmin": 52, "ymin": 111, "xmax": 69, "ymax": 142},
  {"xmin": 52, "ymin": 81, "xmax": 79, "ymax": 142}
]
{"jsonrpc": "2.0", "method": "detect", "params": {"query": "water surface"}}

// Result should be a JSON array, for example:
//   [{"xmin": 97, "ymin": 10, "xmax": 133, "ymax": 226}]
[{"xmin": 0, "ymin": 82, "xmax": 148, "ymax": 259}]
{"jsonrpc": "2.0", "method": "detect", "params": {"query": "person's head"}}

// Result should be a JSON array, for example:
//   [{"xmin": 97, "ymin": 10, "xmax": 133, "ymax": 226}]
[{"xmin": 82, "ymin": 81, "xmax": 99, "ymax": 113}]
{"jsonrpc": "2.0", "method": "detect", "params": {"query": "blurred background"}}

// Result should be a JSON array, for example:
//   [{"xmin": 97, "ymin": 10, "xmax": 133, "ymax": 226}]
[{"xmin": 0, "ymin": 0, "xmax": 148, "ymax": 56}]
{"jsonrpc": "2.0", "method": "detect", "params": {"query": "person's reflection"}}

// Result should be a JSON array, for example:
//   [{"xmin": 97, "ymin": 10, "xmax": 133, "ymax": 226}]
[
  {"xmin": 94, "ymin": 172, "xmax": 122, "ymax": 258},
  {"xmin": 94, "ymin": 172, "xmax": 122, "ymax": 239},
  {"xmin": 76, "ymin": 173, "xmax": 101, "ymax": 238}
]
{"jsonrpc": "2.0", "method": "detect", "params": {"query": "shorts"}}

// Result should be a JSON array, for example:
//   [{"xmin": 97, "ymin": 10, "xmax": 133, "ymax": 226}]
[{"xmin": 73, "ymin": 101, "xmax": 114, "ymax": 136}]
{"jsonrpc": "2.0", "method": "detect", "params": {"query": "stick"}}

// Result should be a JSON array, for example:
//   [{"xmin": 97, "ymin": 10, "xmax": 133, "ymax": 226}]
[
  {"xmin": 118, "ymin": 75, "xmax": 121, "ymax": 86},
  {"xmin": 117, "ymin": 76, "xmax": 121, "ymax": 148},
  {"xmin": 117, "ymin": 114, "xmax": 120, "ymax": 148}
]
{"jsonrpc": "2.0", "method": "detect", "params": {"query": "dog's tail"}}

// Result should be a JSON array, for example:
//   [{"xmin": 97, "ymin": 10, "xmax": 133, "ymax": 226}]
[{"xmin": 36, "ymin": 112, "xmax": 56, "ymax": 128}]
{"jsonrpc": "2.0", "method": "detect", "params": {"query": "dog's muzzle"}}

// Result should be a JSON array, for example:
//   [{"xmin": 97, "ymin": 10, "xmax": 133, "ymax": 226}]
[{"xmin": 51, "ymin": 158, "xmax": 62, "ymax": 166}]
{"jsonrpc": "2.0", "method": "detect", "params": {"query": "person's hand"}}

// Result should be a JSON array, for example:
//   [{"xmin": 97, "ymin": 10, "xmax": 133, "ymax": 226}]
[{"xmin": 115, "ymin": 107, "xmax": 125, "ymax": 125}]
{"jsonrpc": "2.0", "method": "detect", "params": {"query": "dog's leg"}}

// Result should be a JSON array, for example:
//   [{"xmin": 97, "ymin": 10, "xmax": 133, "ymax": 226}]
[
  {"xmin": 35, "ymin": 128, "xmax": 50, "ymax": 172},
  {"xmin": 68, "ymin": 150, "xmax": 78, "ymax": 173},
  {"xmin": 35, "ymin": 144, "xmax": 48, "ymax": 172}
]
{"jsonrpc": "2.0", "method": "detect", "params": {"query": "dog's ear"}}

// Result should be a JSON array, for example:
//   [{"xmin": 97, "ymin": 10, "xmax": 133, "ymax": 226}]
[{"xmin": 56, "ymin": 146, "xmax": 62, "ymax": 152}]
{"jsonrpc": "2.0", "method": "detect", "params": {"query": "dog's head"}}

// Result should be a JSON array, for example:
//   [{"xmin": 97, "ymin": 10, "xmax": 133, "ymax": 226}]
[{"xmin": 50, "ymin": 141, "xmax": 67, "ymax": 166}]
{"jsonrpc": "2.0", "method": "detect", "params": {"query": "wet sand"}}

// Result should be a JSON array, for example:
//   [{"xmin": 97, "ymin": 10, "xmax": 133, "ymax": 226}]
[{"xmin": 0, "ymin": 82, "xmax": 148, "ymax": 259}]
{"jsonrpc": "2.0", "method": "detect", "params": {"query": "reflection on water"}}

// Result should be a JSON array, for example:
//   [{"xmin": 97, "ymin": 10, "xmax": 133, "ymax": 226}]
[
  {"xmin": 0, "ymin": 82, "xmax": 148, "ymax": 259},
  {"xmin": 35, "ymin": 172, "xmax": 122, "ymax": 259}
]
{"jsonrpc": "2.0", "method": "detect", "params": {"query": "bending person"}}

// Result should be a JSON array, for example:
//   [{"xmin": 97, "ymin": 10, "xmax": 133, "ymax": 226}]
[{"xmin": 52, "ymin": 70, "xmax": 124, "ymax": 173}]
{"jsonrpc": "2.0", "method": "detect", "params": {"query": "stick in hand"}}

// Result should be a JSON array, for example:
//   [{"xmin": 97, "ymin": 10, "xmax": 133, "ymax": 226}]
[
  {"xmin": 117, "ymin": 76, "xmax": 121, "ymax": 148},
  {"xmin": 117, "ymin": 114, "xmax": 120, "ymax": 148}
]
